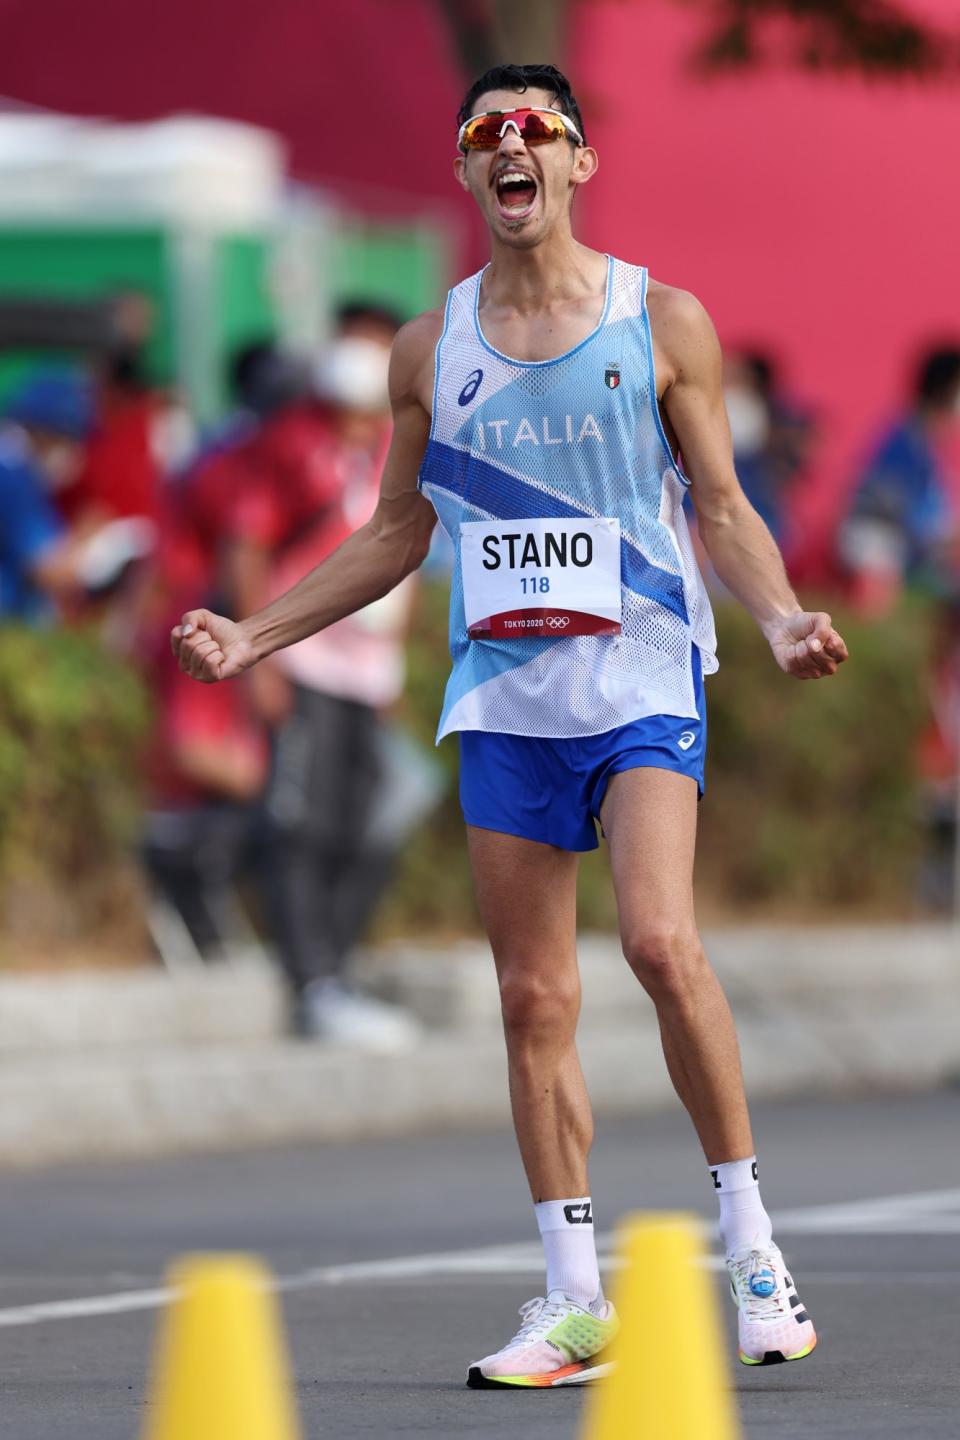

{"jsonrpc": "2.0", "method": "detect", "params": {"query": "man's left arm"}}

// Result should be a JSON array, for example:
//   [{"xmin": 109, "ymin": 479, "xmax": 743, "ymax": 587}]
[{"xmin": 654, "ymin": 287, "xmax": 848, "ymax": 679}]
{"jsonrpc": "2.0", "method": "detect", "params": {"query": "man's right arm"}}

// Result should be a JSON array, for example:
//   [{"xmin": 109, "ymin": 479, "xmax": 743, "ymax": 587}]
[{"xmin": 171, "ymin": 310, "xmax": 441, "ymax": 683}]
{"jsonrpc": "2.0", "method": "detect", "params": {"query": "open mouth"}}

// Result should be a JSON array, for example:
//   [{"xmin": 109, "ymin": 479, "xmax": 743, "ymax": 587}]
[{"xmin": 494, "ymin": 169, "xmax": 538, "ymax": 217}]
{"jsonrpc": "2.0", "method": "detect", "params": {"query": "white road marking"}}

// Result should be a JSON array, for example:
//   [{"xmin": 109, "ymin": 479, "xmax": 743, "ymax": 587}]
[
  {"xmin": 0, "ymin": 1288, "xmax": 171, "ymax": 1328},
  {"xmin": 772, "ymin": 1187, "xmax": 960, "ymax": 1235},
  {"xmin": 0, "ymin": 1186, "xmax": 957, "ymax": 1330},
  {"xmin": 288, "ymin": 1240, "xmax": 556, "ymax": 1287},
  {"xmin": 283, "ymin": 1237, "xmax": 729, "ymax": 1290},
  {"xmin": 0, "ymin": 1239, "xmax": 698, "ymax": 1328}
]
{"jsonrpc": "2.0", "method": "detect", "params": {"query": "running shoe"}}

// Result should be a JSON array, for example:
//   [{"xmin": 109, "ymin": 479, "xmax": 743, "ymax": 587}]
[
  {"xmin": 293, "ymin": 979, "xmax": 422, "ymax": 1050},
  {"xmin": 466, "ymin": 1291, "xmax": 619, "ymax": 1389},
  {"xmin": 727, "ymin": 1243, "xmax": 817, "ymax": 1366}
]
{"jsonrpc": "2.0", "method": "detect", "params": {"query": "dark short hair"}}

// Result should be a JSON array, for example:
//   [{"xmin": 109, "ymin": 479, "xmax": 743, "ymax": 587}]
[
  {"xmin": 916, "ymin": 346, "xmax": 960, "ymax": 406},
  {"xmin": 228, "ymin": 339, "xmax": 307, "ymax": 416},
  {"xmin": 741, "ymin": 351, "xmax": 776, "ymax": 397},
  {"xmin": 335, "ymin": 300, "xmax": 404, "ymax": 335},
  {"xmin": 457, "ymin": 64, "xmax": 586, "ymax": 145}
]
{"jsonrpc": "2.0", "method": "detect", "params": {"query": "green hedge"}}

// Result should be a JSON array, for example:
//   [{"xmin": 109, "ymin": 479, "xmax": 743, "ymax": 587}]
[
  {"xmin": 0, "ymin": 593, "xmax": 932, "ymax": 966},
  {"xmin": 0, "ymin": 626, "xmax": 149, "ymax": 961},
  {"xmin": 379, "ymin": 585, "xmax": 929, "ymax": 934},
  {"xmin": 693, "ymin": 597, "xmax": 928, "ymax": 915}
]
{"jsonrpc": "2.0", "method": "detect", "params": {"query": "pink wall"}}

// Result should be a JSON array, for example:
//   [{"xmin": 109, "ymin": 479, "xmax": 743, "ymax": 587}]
[
  {"xmin": 0, "ymin": 0, "xmax": 463, "ymax": 215},
  {"xmin": 575, "ymin": 0, "xmax": 960, "ymax": 569},
  {"xmin": 2, "ymin": 0, "xmax": 957, "ymax": 569}
]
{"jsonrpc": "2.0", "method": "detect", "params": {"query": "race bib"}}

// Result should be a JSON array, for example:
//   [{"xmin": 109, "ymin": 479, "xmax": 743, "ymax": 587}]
[{"xmin": 461, "ymin": 517, "xmax": 622, "ymax": 639}]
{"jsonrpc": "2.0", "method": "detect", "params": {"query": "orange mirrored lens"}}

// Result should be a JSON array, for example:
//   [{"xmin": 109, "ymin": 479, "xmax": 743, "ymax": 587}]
[
  {"xmin": 517, "ymin": 112, "xmax": 563, "ymax": 142},
  {"xmin": 460, "ymin": 109, "xmax": 566, "ymax": 150}
]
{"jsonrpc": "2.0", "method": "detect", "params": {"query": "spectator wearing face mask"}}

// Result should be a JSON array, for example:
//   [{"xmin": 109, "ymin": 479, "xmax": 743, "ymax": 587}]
[
  {"xmin": 840, "ymin": 345, "xmax": 960, "ymax": 615},
  {"xmin": 723, "ymin": 349, "xmax": 814, "ymax": 548},
  {"xmin": 839, "ymin": 347, "xmax": 960, "ymax": 909},
  {"xmin": 136, "ymin": 341, "xmax": 307, "ymax": 965},
  {"xmin": 221, "ymin": 302, "xmax": 436, "ymax": 1044}
]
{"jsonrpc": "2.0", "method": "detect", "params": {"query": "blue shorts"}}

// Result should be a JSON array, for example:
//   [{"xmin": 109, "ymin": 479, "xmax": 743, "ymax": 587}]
[{"xmin": 459, "ymin": 655, "xmax": 706, "ymax": 853}]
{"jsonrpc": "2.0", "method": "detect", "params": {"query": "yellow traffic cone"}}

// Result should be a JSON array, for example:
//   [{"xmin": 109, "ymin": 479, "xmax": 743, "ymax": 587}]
[
  {"xmin": 581, "ymin": 1213, "xmax": 741, "ymax": 1440},
  {"xmin": 142, "ymin": 1254, "xmax": 302, "ymax": 1440}
]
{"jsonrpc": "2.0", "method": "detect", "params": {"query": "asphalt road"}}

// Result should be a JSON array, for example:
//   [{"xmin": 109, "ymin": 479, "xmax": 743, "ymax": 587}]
[{"xmin": 0, "ymin": 1090, "xmax": 958, "ymax": 1439}]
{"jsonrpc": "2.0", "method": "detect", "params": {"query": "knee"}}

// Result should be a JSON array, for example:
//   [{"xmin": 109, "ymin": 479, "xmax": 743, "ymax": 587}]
[
  {"xmin": 498, "ymin": 965, "xmax": 580, "ymax": 1045},
  {"xmin": 622, "ymin": 920, "xmax": 705, "ymax": 1002}
]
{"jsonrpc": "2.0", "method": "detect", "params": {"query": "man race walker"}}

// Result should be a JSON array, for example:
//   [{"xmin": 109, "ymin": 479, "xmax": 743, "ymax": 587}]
[{"xmin": 172, "ymin": 63, "xmax": 848, "ymax": 1388}]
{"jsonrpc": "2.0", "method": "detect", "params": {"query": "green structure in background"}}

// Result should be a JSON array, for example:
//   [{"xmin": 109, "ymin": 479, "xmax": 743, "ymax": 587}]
[
  {"xmin": 328, "ymin": 218, "xmax": 448, "ymax": 321},
  {"xmin": 0, "ymin": 228, "xmax": 175, "ymax": 405},
  {"xmin": 0, "ymin": 211, "xmax": 450, "ymax": 426}
]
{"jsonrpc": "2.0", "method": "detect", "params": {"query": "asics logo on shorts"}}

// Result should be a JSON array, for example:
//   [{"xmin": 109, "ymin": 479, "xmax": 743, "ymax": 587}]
[
  {"xmin": 546, "ymin": 616, "xmax": 571, "ymax": 629},
  {"xmin": 677, "ymin": 730, "xmax": 696, "ymax": 751}
]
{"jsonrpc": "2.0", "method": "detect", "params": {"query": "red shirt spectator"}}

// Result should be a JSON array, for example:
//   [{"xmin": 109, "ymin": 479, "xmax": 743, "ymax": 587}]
[
  {"xmin": 146, "ymin": 667, "xmax": 267, "ymax": 810},
  {"xmin": 67, "ymin": 387, "xmax": 160, "ymax": 522},
  {"xmin": 227, "ymin": 400, "xmax": 410, "ymax": 710}
]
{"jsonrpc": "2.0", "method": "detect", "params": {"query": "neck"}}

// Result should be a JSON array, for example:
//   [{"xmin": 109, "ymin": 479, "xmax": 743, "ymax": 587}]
[{"xmin": 482, "ymin": 226, "xmax": 606, "ymax": 311}]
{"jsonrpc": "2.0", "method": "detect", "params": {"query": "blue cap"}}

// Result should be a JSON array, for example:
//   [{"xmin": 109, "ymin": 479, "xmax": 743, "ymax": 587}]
[{"xmin": 4, "ymin": 369, "xmax": 94, "ymax": 440}]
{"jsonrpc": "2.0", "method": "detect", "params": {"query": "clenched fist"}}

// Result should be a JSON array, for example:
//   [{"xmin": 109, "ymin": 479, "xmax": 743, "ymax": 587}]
[
  {"xmin": 170, "ymin": 609, "xmax": 257, "ymax": 683},
  {"xmin": 764, "ymin": 610, "xmax": 849, "ymax": 680}
]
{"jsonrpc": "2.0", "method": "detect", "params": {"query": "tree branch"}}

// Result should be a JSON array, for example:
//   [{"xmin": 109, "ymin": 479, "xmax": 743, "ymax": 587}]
[
  {"xmin": 691, "ymin": 0, "xmax": 958, "ymax": 76},
  {"xmin": 432, "ymin": 0, "xmax": 958, "ymax": 81},
  {"xmin": 433, "ymin": 0, "xmax": 570, "ymax": 78}
]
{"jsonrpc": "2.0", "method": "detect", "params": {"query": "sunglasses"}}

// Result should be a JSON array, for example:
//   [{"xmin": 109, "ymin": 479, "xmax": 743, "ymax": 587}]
[{"xmin": 458, "ymin": 107, "xmax": 583, "ymax": 153}]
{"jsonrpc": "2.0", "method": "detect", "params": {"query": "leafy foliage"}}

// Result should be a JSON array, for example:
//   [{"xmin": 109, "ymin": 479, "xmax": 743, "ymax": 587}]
[
  {"xmin": 434, "ymin": 0, "xmax": 568, "ymax": 77},
  {"xmin": 0, "ymin": 597, "xmax": 931, "ymax": 964},
  {"xmin": 694, "ymin": 597, "xmax": 928, "ymax": 912},
  {"xmin": 692, "ymin": 0, "xmax": 958, "ymax": 77},
  {"xmin": 0, "ymin": 626, "xmax": 150, "ymax": 961},
  {"xmin": 432, "ymin": 0, "xmax": 958, "ymax": 79},
  {"xmin": 379, "ymin": 583, "xmax": 929, "ymax": 935}
]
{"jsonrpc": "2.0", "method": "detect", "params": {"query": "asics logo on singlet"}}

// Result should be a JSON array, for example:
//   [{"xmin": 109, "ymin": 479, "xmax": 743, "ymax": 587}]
[
  {"xmin": 677, "ymin": 731, "xmax": 696, "ymax": 751},
  {"xmin": 545, "ymin": 616, "xmax": 571, "ymax": 629},
  {"xmin": 457, "ymin": 369, "xmax": 484, "ymax": 406}
]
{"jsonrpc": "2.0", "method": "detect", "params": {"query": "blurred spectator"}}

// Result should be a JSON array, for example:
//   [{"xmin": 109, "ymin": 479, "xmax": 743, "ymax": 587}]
[
  {"xmin": 840, "ymin": 346, "xmax": 960, "ymax": 909},
  {"xmin": 723, "ymin": 348, "xmax": 814, "ymax": 545},
  {"xmin": 840, "ymin": 345, "xmax": 960, "ymax": 615},
  {"xmin": 57, "ymin": 291, "xmax": 189, "ymax": 529},
  {"xmin": 142, "ymin": 670, "xmax": 268, "ymax": 964},
  {"xmin": 225, "ymin": 301, "xmax": 437, "ymax": 1044},
  {"xmin": 915, "ymin": 595, "xmax": 960, "ymax": 912},
  {"xmin": 229, "ymin": 339, "xmax": 309, "ymax": 431},
  {"xmin": 0, "ymin": 368, "xmax": 89, "ymax": 620},
  {"xmin": 0, "ymin": 368, "xmax": 150, "ymax": 620},
  {"xmin": 63, "ymin": 343, "xmax": 162, "ymax": 526},
  {"xmin": 137, "ymin": 340, "xmax": 305, "ymax": 964},
  {"xmin": 136, "ymin": 339, "xmax": 307, "ymax": 664},
  {"xmin": 177, "ymin": 340, "xmax": 308, "ymax": 591}
]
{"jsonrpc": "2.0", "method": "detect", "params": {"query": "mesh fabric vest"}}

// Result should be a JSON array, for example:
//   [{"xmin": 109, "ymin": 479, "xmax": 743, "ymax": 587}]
[{"xmin": 418, "ymin": 257, "xmax": 717, "ymax": 740}]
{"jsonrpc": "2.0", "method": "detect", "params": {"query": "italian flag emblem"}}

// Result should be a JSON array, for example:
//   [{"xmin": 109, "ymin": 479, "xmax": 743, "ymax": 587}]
[{"xmin": 605, "ymin": 364, "xmax": 620, "ymax": 389}]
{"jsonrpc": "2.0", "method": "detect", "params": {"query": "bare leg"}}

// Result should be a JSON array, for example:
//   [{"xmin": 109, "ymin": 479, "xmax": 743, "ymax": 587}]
[
  {"xmin": 601, "ymin": 768, "xmax": 753, "ymax": 1164},
  {"xmin": 467, "ymin": 826, "xmax": 591, "ymax": 1200}
]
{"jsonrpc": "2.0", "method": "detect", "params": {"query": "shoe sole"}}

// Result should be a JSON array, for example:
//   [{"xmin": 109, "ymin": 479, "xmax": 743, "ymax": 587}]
[
  {"xmin": 739, "ymin": 1331, "xmax": 817, "ymax": 1367},
  {"xmin": 466, "ymin": 1358, "xmax": 615, "ymax": 1389}
]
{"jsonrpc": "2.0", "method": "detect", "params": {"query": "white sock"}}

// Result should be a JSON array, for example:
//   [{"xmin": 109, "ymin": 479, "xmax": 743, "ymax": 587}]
[
  {"xmin": 535, "ymin": 1197, "xmax": 604, "ymax": 1311},
  {"xmin": 710, "ymin": 1156, "xmax": 774, "ymax": 1257}
]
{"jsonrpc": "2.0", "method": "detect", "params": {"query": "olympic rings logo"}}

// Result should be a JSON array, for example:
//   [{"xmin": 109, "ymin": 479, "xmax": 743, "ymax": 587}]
[{"xmin": 545, "ymin": 616, "xmax": 571, "ymax": 629}]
